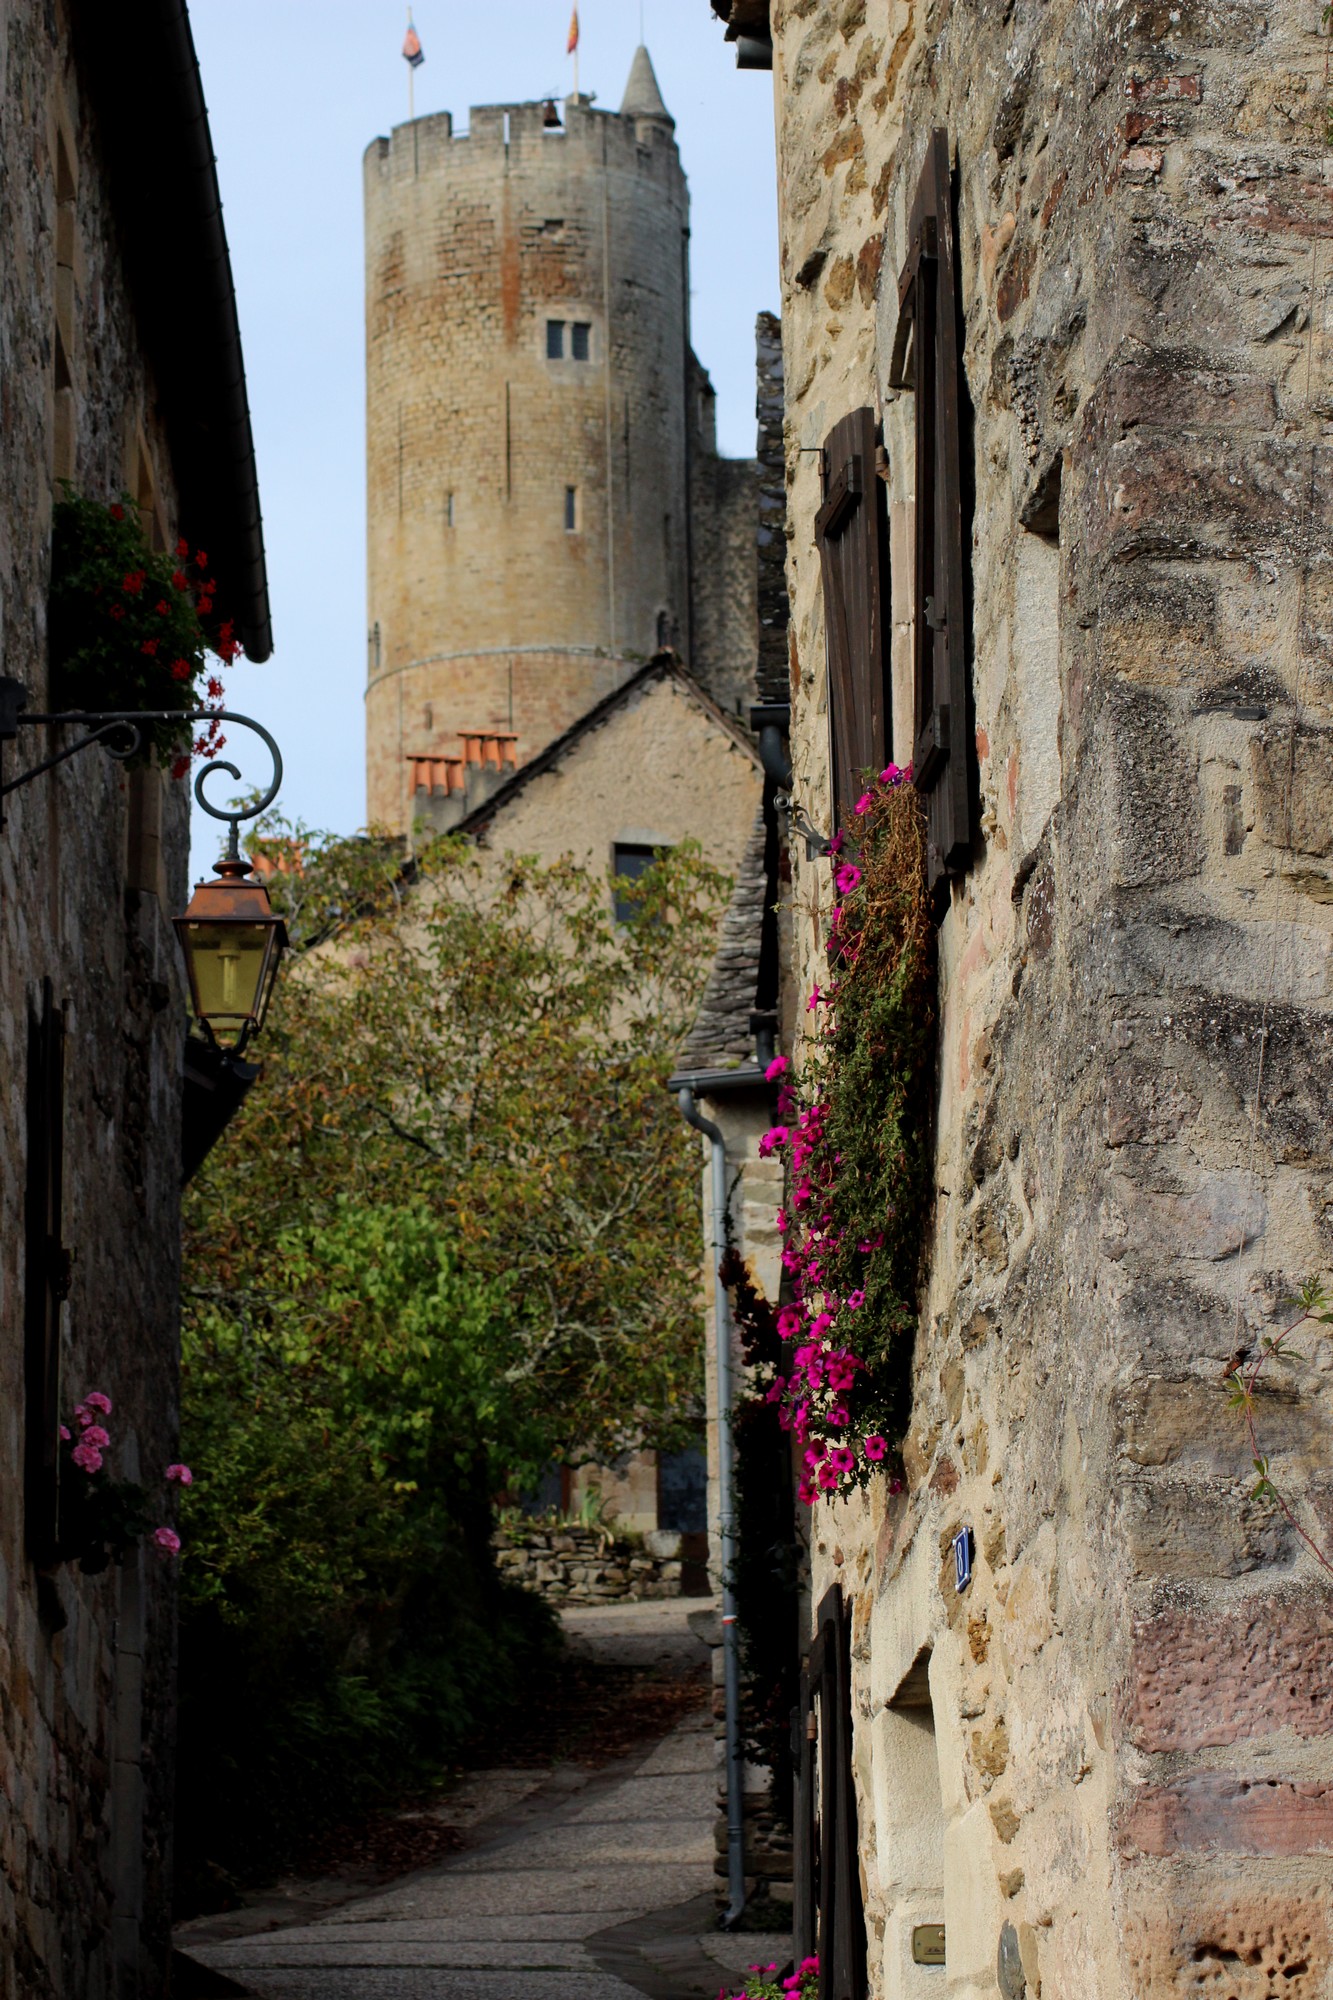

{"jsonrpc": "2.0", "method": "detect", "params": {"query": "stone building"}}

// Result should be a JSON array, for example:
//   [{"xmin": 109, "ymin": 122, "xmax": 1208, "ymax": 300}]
[
  {"xmin": 363, "ymin": 50, "xmax": 758, "ymax": 836},
  {"xmin": 709, "ymin": 1, "xmax": 1333, "ymax": 1995},
  {"xmin": 0, "ymin": 4, "xmax": 269, "ymax": 1994}
]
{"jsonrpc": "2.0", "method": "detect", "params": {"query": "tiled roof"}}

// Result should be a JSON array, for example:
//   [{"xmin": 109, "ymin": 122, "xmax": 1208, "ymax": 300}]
[{"xmin": 677, "ymin": 805, "xmax": 769, "ymax": 1072}]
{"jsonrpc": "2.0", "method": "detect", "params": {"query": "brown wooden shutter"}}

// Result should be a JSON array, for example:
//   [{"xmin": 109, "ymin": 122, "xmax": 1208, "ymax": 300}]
[
  {"xmin": 25, "ymin": 979, "xmax": 68, "ymax": 1566},
  {"xmin": 795, "ymin": 1585, "xmax": 866, "ymax": 2000},
  {"xmin": 814, "ymin": 407, "xmax": 891, "ymax": 830},
  {"xmin": 888, "ymin": 128, "xmax": 974, "ymax": 896}
]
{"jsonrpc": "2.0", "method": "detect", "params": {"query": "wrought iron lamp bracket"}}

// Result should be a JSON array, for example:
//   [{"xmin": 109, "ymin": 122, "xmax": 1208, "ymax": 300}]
[
  {"xmin": 776, "ymin": 790, "xmax": 833, "ymax": 861},
  {"xmin": 0, "ymin": 676, "xmax": 283, "ymax": 849}
]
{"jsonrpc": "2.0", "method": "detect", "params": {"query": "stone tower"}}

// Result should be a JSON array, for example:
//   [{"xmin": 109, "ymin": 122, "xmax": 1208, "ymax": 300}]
[{"xmin": 364, "ymin": 48, "xmax": 756, "ymax": 834}]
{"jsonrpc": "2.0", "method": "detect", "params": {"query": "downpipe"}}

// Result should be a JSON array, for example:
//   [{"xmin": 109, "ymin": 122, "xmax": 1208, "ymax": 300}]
[{"xmin": 677, "ymin": 1087, "xmax": 747, "ymax": 1930}]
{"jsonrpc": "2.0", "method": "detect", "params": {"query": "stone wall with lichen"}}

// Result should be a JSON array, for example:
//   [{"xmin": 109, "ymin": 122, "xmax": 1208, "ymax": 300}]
[
  {"xmin": 767, "ymin": 0, "xmax": 1333, "ymax": 1993},
  {"xmin": 0, "ymin": 7, "xmax": 192, "ymax": 1997}
]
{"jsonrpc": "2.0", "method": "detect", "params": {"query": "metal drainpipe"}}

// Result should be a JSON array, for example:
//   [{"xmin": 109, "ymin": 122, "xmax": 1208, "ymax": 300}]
[{"xmin": 677, "ymin": 1086, "xmax": 747, "ymax": 1930}]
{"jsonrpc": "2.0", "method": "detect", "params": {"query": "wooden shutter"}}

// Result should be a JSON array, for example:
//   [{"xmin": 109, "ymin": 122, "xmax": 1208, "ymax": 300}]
[
  {"xmin": 888, "ymin": 128, "xmax": 973, "ymax": 896},
  {"xmin": 795, "ymin": 1585, "xmax": 866, "ymax": 2000},
  {"xmin": 815, "ymin": 407, "xmax": 891, "ymax": 830},
  {"xmin": 25, "ymin": 979, "xmax": 68, "ymax": 1566}
]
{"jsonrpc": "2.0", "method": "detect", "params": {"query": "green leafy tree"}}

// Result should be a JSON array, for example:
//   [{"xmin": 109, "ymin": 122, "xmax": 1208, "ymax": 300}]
[{"xmin": 174, "ymin": 826, "xmax": 729, "ymax": 1900}]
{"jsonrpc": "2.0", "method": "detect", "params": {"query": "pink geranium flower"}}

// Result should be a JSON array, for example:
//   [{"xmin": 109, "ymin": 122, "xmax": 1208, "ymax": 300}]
[
  {"xmin": 83, "ymin": 1392, "xmax": 112, "ymax": 1415},
  {"xmin": 80, "ymin": 1426, "xmax": 110, "ymax": 1449},
  {"xmin": 151, "ymin": 1527, "xmax": 181, "ymax": 1555},
  {"xmin": 165, "ymin": 1463, "xmax": 193, "ymax": 1486},
  {"xmin": 71, "ymin": 1443, "xmax": 103, "ymax": 1475}
]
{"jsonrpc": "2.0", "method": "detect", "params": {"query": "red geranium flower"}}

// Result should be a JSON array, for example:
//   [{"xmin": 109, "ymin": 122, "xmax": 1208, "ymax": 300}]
[
  {"xmin": 195, "ymin": 550, "xmax": 208, "ymax": 567},
  {"xmin": 176, "ymin": 537, "xmax": 189, "ymax": 558},
  {"xmin": 155, "ymin": 599, "xmax": 170, "ymax": 616},
  {"xmin": 122, "ymin": 570, "xmax": 145, "ymax": 594},
  {"xmin": 141, "ymin": 639, "xmax": 159, "ymax": 657},
  {"xmin": 108, "ymin": 603, "xmax": 125, "ymax": 621},
  {"xmin": 171, "ymin": 755, "xmax": 190, "ymax": 780},
  {"xmin": 206, "ymin": 677, "xmax": 223, "ymax": 698},
  {"xmin": 172, "ymin": 570, "xmax": 188, "ymax": 591},
  {"xmin": 170, "ymin": 658, "xmax": 191, "ymax": 682},
  {"xmin": 109, "ymin": 504, "xmax": 125, "ymax": 521}
]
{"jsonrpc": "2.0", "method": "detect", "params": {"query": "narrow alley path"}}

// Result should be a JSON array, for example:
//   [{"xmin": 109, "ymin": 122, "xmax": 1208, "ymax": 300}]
[{"xmin": 176, "ymin": 1601, "xmax": 790, "ymax": 2000}]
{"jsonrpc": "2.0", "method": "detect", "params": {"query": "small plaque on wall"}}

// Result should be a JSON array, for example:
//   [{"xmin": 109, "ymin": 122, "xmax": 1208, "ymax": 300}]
[
  {"xmin": 912, "ymin": 1924, "xmax": 946, "ymax": 1966},
  {"xmin": 953, "ymin": 1525, "xmax": 973, "ymax": 1593}
]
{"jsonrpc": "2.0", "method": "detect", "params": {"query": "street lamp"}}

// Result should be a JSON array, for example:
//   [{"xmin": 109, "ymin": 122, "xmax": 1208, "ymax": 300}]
[
  {"xmin": 0, "ymin": 682, "xmax": 288, "ymax": 1053},
  {"xmin": 174, "ymin": 835, "xmax": 287, "ymax": 1055}
]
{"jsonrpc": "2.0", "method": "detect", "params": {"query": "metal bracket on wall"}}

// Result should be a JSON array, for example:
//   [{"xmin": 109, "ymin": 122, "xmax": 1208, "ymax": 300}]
[{"xmin": 0, "ymin": 677, "xmax": 282, "ymax": 849}]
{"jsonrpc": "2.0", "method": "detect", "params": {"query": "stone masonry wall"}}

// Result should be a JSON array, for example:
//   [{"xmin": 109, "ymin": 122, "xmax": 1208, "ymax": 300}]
[
  {"xmin": 765, "ymin": 0, "xmax": 1333, "ymax": 1994},
  {"xmin": 493, "ymin": 1523, "xmax": 686, "ymax": 1604},
  {"xmin": 0, "ymin": 8, "xmax": 192, "ymax": 1998}
]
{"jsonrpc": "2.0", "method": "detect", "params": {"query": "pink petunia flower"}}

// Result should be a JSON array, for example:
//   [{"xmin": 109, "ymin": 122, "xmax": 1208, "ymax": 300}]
[
  {"xmin": 827, "ymin": 1404, "xmax": 850, "ymax": 1429},
  {"xmin": 846, "ymin": 1289, "xmax": 866, "ymax": 1309},
  {"xmin": 880, "ymin": 763, "xmax": 901, "ymax": 784},
  {"xmin": 828, "ymin": 1445, "xmax": 855, "ymax": 1475},
  {"xmin": 864, "ymin": 1435, "xmax": 888, "ymax": 1461},
  {"xmin": 853, "ymin": 791, "xmax": 874, "ymax": 815},
  {"xmin": 764, "ymin": 1054, "xmax": 789, "ymax": 1082},
  {"xmin": 777, "ymin": 1305, "xmax": 804, "ymax": 1340},
  {"xmin": 165, "ymin": 1463, "xmax": 193, "ymax": 1486},
  {"xmin": 758, "ymin": 1125, "xmax": 789, "ymax": 1159},
  {"xmin": 151, "ymin": 1527, "xmax": 181, "ymax": 1555},
  {"xmin": 827, "ymin": 829, "xmax": 844, "ymax": 856},
  {"xmin": 835, "ymin": 862, "xmax": 862, "ymax": 895},
  {"xmin": 806, "ymin": 984, "xmax": 823, "ymax": 1012}
]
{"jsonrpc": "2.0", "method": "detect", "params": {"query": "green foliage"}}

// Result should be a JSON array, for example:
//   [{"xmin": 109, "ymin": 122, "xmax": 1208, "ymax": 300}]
[
  {"xmin": 48, "ymin": 490, "xmax": 235, "ymax": 761},
  {"xmin": 175, "ymin": 826, "xmax": 729, "ymax": 1899}
]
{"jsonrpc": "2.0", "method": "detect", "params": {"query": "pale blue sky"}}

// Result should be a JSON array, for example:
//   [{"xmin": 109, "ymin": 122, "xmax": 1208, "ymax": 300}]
[{"xmin": 187, "ymin": 0, "xmax": 779, "ymax": 860}]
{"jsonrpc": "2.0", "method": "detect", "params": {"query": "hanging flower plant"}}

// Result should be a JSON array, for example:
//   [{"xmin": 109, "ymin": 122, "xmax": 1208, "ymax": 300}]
[
  {"xmin": 719, "ymin": 1955, "xmax": 819, "ymax": 1999},
  {"xmin": 48, "ymin": 489, "xmax": 240, "ymax": 772},
  {"xmin": 56, "ymin": 1389, "xmax": 190, "ymax": 1574},
  {"xmin": 763, "ymin": 766, "xmax": 937, "ymax": 1505}
]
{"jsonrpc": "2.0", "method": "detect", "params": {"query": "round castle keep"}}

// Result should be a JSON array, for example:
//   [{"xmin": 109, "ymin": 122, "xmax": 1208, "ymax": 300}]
[{"xmin": 364, "ymin": 51, "xmax": 709, "ymax": 834}]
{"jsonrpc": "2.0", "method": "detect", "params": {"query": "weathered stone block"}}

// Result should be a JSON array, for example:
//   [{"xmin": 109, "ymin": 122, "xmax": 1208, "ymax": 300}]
[
  {"xmin": 1117, "ymin": 1378, "xmax": 1318, "ymax": 1471},
  {"xmin": 1126, "ymin": 1600, "xmax": 1333, "ymax": 1751},
  {"xmin": 1124, "ymin": 1886, "xmax": 1329, "ymax": 1997},
  {"xmin": 1121, "ymin": 1772, "xmax": 1333, "ymax": 1856}
]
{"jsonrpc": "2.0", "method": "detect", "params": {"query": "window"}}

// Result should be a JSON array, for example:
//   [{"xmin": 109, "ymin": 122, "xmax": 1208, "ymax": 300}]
[
  {"xmin": 612, "ymin": 841, "xmax": 661, "ymax": 923},
  {"xmin": 887, "ymin": 127, "xmax": 976, "ymax": 898},
  {"xmin": 546, "ymin": 319, "xmax": 564, "ymax": 360},
  {"xmin": 564, "ymin": 485, "xmax": 579, "ymax": 533},
  {"xmin": 571, "ymin": 320, "xmax": 591, "ymax": 361},
  {"xmin": 444, "ymin": 491, "xmax": 455, "ymax": 529}
]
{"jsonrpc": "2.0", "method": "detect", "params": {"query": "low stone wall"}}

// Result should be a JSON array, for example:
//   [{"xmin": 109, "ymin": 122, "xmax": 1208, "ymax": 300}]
[{"xmin": 494, "ymin": 1523, "xmax": 685, "ymax": 1604}]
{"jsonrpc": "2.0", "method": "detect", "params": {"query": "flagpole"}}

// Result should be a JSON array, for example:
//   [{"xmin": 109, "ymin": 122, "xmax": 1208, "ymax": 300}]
[{"xmin": 407, "ymin": 6, "xmax": 415, "ymax": 120}]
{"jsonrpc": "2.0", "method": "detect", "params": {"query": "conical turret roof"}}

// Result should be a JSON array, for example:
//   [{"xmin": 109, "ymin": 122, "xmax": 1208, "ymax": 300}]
[{"xmin": 620, "ymin": 45, "xmax": 673, "ymax": 125}]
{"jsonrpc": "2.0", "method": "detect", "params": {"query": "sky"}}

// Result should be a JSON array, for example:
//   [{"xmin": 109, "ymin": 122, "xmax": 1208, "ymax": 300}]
[{"xmin": 186, "ymin": 0, "xmax": 780, "ymax": 867}]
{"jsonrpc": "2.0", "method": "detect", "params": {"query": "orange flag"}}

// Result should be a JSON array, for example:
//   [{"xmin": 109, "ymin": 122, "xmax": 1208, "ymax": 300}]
[{"xmin": 567, "ymin": 6, "xmax": 579, "ymax": 54}]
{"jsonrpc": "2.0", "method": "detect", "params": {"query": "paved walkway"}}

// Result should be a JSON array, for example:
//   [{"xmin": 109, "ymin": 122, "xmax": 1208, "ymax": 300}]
[{"xmin": 176, "ymin": 1601, "xmax": 790, "ymax": 2000}]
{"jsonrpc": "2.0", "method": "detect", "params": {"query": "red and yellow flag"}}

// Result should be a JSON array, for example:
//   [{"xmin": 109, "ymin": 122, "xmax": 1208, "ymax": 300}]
[{"xmin": 567, "ymin": 6, "xmax": 580, "ymax": 55}]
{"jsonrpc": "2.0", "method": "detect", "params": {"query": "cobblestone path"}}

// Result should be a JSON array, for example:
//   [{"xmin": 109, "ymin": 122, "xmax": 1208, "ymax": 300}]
[{"xmin": 175, "ymin": 1603, "xmax": 789, "ymax": 2000}]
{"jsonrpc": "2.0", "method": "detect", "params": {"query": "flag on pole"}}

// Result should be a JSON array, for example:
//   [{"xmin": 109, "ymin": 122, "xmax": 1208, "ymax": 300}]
[
  {"xmin": 567, "ymin": 6, "xmax": 580, "ymax": 54},
  {"xmin": 403, "ymin": 18, "xmax": 425, "ymax": 67}
]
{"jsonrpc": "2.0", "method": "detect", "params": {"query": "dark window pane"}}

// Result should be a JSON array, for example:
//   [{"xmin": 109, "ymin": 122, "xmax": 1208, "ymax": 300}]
[
  {"xmin": 657, "ymin": 1443, "xmax": 707, "ymax": 1533},
  {"xmin": 571, "ymin": 321, "xmax": 591, "ymax": 361},
  {"xmin": 565, "ymin": 486, "xmax": 578, "ymax": 532},
  {"xmin": 546, "ymin": 319, "xmax": 564, "ymax": 359},
  {"xmin": 612, "ymin": 841, "xmax": 660, "ymax": 923}
]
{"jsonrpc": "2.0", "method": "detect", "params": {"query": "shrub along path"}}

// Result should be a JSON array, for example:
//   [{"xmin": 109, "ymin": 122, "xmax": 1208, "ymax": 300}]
[{"xmin": 174, "ymin": 1601, "xmax": 765, "ymax": 2000}]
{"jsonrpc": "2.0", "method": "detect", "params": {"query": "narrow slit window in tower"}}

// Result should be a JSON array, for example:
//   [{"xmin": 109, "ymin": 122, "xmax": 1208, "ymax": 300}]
[
  {"xmin": 546, "ymin": 319, "xmax": 565, "ymax": 360},
  {"xmin": 572, "ymin": 321, "xmax": 591, "ymax": 361},
  {"xmin": 564, "ymin": 486, "xmax": 579, "ymax": 533},
  {"xmin": 444, "ymin": 491, "xmax": 455, "ymax": 529}
]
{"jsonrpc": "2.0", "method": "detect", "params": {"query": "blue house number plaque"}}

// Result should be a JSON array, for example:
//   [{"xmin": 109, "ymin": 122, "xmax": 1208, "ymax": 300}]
[{"xmin": 953, "ymin": 1526, "xmax": 973, "ymax": 1593}]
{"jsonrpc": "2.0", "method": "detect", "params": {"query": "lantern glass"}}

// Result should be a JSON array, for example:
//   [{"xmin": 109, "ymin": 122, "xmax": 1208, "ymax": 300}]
[{"xmin": 180, "ymin": 919, "xmax": 278, "ymax": 1047}]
